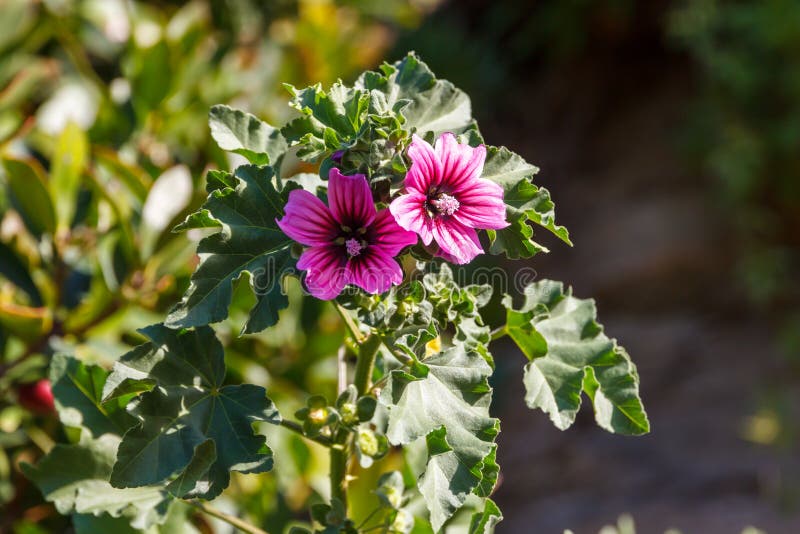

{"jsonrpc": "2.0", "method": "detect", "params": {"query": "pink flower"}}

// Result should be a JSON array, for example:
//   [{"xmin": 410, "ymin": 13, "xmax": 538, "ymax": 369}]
[
  {"xmin": 277, "ymin": 168, "xmax": 417, "ymax": 300},
  {"xmin": 389, "ymin": 133, "xmax": 508, "ymax": 264}
]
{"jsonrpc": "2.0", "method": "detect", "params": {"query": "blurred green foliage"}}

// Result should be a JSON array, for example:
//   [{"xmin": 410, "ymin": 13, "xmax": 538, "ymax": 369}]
[{"xmin": 0, "ymin": 0, "xmax": 437, "ymax": 531}]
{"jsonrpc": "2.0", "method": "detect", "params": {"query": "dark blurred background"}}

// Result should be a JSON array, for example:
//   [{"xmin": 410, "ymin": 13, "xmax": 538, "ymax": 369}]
[
  {"xmin": 395, "ymin": 1, "xmax": 800, "ymax": 532},
  {"xmin": 1, "ymin": 0, "xmax": 799, "ymax": 533}
]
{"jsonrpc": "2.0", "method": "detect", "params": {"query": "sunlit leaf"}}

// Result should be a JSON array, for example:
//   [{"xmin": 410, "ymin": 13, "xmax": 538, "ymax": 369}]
[
  {"xmin": 359, "ymin": 52, "xmax": 473, "ymax": 136},
  {"xmin": 468, "ymin": 498, "xmax": 502, "ymax": 534},
  {"xmin": 49, "ymin": 354, "xmax": 137, "ymax": 439},
  {"xmin": 503, "ymin": 280, "xmax": 649, "ymax": 435},
  {"xmin": 166, "ymin": 164, "xmax": 296, "ymax": 334},
  {"xmin": 482, "ymin": 146, "xmax": 571, "ymax": 259},
  {"xmin": 209, "ymin": 105, "xmax": 287, "ymax": 166},
  {"xmin": 282, "ymin": 82, "xmax": 370, "ymax": 161},
  {"xmin": 381, "ymin": 345, "xmax": 498, "ymax": 530}
]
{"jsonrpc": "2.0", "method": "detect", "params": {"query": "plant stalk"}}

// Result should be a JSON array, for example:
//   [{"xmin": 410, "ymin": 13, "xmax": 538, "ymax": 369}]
[
  {"xmin": 185, "ymin": 500, "xmax": 268, "ymax": 534},
  {"xmin": 279, "ymin": 419, "xmax": 332, "ymax": 447},
  {"xmin": 490, "ymin": 326, "xmax": 507, "ymax": 341},
  {"xmin": 334, "ymin": 302, "xmax": 365, "ymax": 343},
  {"xmin": 329, "ymin": 434, "xmax": 349, "ymax": 508},
  {"xmin": 353, "ymin": 335, "xmax": 381, "ymax": 396}
]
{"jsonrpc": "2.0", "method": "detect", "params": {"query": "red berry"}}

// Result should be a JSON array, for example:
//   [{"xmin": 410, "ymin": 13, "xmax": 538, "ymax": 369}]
[{"xmin": 17, "ymin": 379, "xmax": 55, "ymax": 414}]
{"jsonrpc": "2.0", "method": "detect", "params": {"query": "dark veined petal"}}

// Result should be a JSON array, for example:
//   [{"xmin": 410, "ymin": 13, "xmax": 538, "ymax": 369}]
[
  {"xmin": 431, "ymin": 218, "xmax": 483, "ymax": 265},
  {"xmin": 389, "ymin": 191, "xmax": 434, "ymax": 246},
  {"xmin": 297, "ymin": 245, "xmax": 350, "ymax": 300},
  {"xmin": 371, "ymin": 209, "xmax": 418, "ymax": 256},
  {"xmin": 348, "ymin": 248, "xmax": 404, "ymax": 295},
  {"xmin": 435, "ymin": 133, "xmax": 486, "ymax": 191},
  {"xmin": 452, "ymin": 178, "xmax": 509, "ymax": 230},
  {"xmin": 405, "ymin": 134, "xmax": 442, "ymax": 192},
  {"xmin": 277, "ymin": 189, "xmax": 338, "ymax": 246},
  {"xmin": 328, "ymin": 168, "xmax": 376, "ymax": 228}
]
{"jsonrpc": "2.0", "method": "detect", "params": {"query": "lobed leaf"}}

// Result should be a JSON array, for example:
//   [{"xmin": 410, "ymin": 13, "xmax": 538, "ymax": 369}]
[
  {"xmin": 468, "ymin": 498, "xmax": 503, "ymax": 534},
  {"xmin": 22, "ymin": 435, "xmax": 173, "ymax": 529},
  {"xmin": 282, "ymin": 82, "xmax": 369, "ymax": 161},
  {"xmin": 50, "ymin": 353, "xmax": 137, "ymax": 439},
  {"xmin": 359, "ymin": 52, "xmax": 473, "ymax": 137},
  {"xmin": 24, "ymin": 353, "xmax": 215, "ymax": 528},
  {"xmin": 503, "ymin": 280, "xmax": 649, "ymax": 435},
  {"xmin": 166, "ymin": 164, "xmax": 296, "ymax": 334},
  {"xmin": 104, "ymin": 324, "xmax": 281, "ymax": 499},
  {"xmin": 482, "ymin": 146, "xmax": 571, "ymax": 259},
  {"xmin": 208, "ymin": 104, "xmax": 287, "ymax": 166},
  {"xmin": 381, "ymin": 345, "xmax": 498, "ymax": 530}
]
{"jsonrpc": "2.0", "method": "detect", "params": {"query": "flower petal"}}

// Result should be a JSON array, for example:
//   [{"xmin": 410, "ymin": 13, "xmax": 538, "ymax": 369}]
[
  {"xmin": 277, "ymin": 189, "xmax": 339, "ymax": 246},
  {"xmin": 435, "ymin": 133, "xmax": 486, "ymax": 191},
  {"xmin": 349, "ymin": 249, "xmax": 404, "ymax": 294},
  {"xmin": 297, "ymin": 245, "xmax": 349, "ymax": 300},
  {"xmin": 389, "ymin": 191, "xmax": 434, "ymax": 245},
  {"xmin": 405, "ymin": 134, "xmax": 442, "ymax": 192},
  {"xmin": 328, "ymin": 168, "xmax": 376, "ymax": 228},
  {"xmin": 452, "ymin": 178, "xmax": 509, "ymax": 229},
  {"xmin": 431, "ymin": 218, "xmax": 483, "ymax": 265},
  {"xmin": 370, "ymin": 209, "xmax": 418, "ymax": 256}
]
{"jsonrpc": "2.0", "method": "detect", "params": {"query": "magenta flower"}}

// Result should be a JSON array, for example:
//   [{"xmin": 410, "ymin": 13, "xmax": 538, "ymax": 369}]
[
  {"xmin": 389, "ymin": 133, "xmax": 509, "ymax": 264},
  {"xmin": 277, "ymin": 168, "xmax": 417, "ymax": 300}
]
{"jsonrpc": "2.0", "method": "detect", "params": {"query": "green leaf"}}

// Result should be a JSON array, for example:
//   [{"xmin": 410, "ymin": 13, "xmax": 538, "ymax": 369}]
[
  {"xmin": 2, "ymin": 157, "xmax": 56, "ymax": 236},
  {"xmin": 352, "ymin": 263, "xmax": 491, "ymax": 364},
  {"xmin": 73, "ymin": 501, "xmax": 200, "ymax": 534},
  {"xmin": 51, "ymin": 121, "xmax": 89, "ymax": 229},
  {"xmin": 422, "ymin": 264, "xmax": 492, "ymax": 362},
  {"xmin": 104, "ymin": 324, "xmax": 281, "ymax": 499},
  {"xmin": 166, "ymin": 164, "xmax": 296, "ymax": 334},
  {"xmin": 50, "ymin": 354, "xmax": 137, "ymax": 439},
  {"xmin": 381, "ymin": 345, "xmax": 498, "ymax": 530},
  {"xmin": 472, "ymin": 446, "xmax": 499, "ymax": 499},
  {"xmin": 0, "ymin": 241, "xmax": 41, "ymax": 305},
  {"xmin": 282, "ymin": 82, "xmax": 369, "ymax": 161},
  {"xmin": 21, "ymin": 435, "xmax": 171, "ymax": 529},
  {"xmin": 503, "ymin": 280, "xmax": 649, "ymax": 435},
  {"xmin": 468, "ymin": 498, "xmax": 502, "ymax": 534},
  {"xmin": 208, "ymin": 105, "xmax": 287, "ymax": 166},
  {"xmin": 481, "ymin": 146, "xmax": 571, "ymax": 259},
  {"xmin": 359, "ymin": 52, "xmax": 473, "ymax": 137}
]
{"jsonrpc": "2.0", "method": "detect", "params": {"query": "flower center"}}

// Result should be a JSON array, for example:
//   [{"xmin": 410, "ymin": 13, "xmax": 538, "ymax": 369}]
[
  {"xmin": 345, "ymin": 238, "xmax": 365, "ymax": 257},
  {"xmin": 430, "ymin": 193, "xmax": 460, "ymax": 216}
]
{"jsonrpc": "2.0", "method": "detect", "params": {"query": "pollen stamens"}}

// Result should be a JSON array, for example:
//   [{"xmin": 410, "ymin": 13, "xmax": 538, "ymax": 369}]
[
  {"xmin": 430, "ymin": 193, "xmax": 460, "ymax": 216},
  {"xmin": 345, "ymin": 238, "xmax": 365, "ymax": 257}
]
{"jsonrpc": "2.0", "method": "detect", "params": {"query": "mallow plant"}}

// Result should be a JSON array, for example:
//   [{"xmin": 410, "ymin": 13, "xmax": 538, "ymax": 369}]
[{"xmin": 23, "ymin": 53, "xmax": 649, "ymax": 533}]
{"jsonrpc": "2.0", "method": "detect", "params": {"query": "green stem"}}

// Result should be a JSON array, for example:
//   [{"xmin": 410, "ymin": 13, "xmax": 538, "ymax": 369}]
[
  {"xmin": 334, "ymin": 302, "xmax": 364, "ymax": 342},
  {"xmin": 185, "ymin": 500, "xmax": 268, "ymax": 534},
  {"xmin": 279, "ymin": 420, "xmax": 332, "ymax": 447},
  {"xmin": 354, "ymin": 335, "xmax": 381, "ymax": 396},
  {"xmin": 490, "ymin": 326, "xmax": 507, "ymax": 341},
  {"xmin": 329, "ymin": 435, "xmax": 349, "ymax": 508},
  {"xmin": 337, "ymin": 345, "xmax": 347, "ymax": 395},
  {"xmin": 356, "ymin": 507, "xmax": 383, "ymax": 529}
]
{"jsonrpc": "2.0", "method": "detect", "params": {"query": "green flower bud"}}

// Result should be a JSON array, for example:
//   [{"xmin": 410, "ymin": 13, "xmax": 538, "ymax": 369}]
[{"xmin": 357, "ymin": 428, "xmax": 379, "ymax": 457}]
